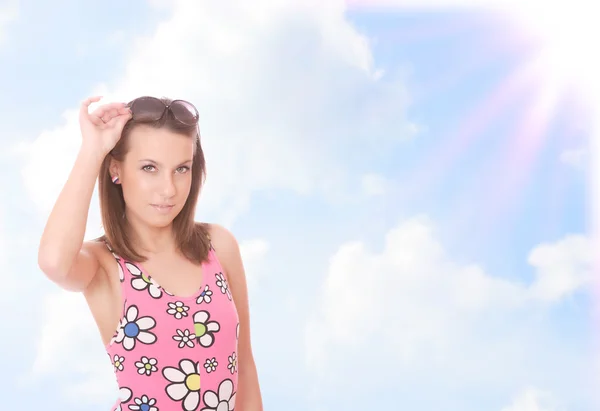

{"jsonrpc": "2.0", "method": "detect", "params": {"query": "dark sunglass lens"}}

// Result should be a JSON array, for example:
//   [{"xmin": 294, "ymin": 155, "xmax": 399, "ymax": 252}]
[
  {"xmin": 131, "ymin": 97, "xmax": 166, "ymax": 121},
  {"xmin": 170, "ymin": 100, "xmax": 199, "ymax": 125}
]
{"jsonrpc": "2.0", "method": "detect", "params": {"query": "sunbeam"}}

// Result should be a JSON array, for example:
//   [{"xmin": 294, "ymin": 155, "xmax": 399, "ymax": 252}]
[{"xmin": 347, "ymin": 1, "xmax": 594, "ymax": 239}]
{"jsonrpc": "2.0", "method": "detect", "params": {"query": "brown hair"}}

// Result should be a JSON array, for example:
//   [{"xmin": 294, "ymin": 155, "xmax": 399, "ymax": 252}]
[{"xmin": 95, "ymin": 97, "xmax": 210, "ymax": 264}]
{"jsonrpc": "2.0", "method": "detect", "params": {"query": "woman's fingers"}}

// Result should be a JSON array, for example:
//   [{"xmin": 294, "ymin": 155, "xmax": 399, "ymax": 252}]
[
  {"xmin": 101, "ymin": 108, "xmax": 119, "ymax": 123},
  {"xmin": 88, "ymin": 114, "xmax": 105, "ymax": 127},
  {"xmin": 91, "ymin": 104, "xmax": 127, "ymax": 124},
  {"xmin": 80, "ymin": 97, "xmax": 131, "ymax": 128},
  {"xmin": 92, "ymin": 103, "xmax": 126, "ymax": 118},
  {"xmin": 105, "ymin": 111, "xmax": 132, "ymax": 129},
  {"xmin": 118, "ymin": 106, "xmax": 132, "ymax": 115},
  {"xmin": 79, "ymin": 96, "xmax": 102, "ymax": 122}
]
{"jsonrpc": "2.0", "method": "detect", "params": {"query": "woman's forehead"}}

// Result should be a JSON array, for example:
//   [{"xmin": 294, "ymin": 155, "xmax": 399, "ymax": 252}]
[{"xmin": 126, "ymin": 127, "xmax": 195, "ymax": 159}]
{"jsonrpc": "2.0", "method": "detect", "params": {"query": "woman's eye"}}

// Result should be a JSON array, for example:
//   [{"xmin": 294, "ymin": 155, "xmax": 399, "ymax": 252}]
[
  {"xmin": 177, "ymin": 166, "xmax": 190, "ymax": 174},
  {"xmin": 142, "ymin": 165, "xmax": 156, "ymax": 172}
]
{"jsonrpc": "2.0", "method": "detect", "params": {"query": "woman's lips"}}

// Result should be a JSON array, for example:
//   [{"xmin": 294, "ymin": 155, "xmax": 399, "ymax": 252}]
[{"xmin": 151, "ymin": 204, "xmax": 175, "ymax": 213}]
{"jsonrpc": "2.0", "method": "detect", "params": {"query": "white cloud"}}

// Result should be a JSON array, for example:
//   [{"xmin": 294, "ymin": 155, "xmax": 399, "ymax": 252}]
[
  {"xmin": 559, "ymin": 148, "xmax": 587, "ymax": 169},
  {"xmin": 345, "ymin": 0, "xmax": 587, "ymax": 11},
  {"xmin": 240, "ymin": 238, "xmax": 270, "ymax": 289},
  {"xmin": 345, "ymin": 0, "xmax": 511, "ymax": 10},
  {"xmin": 305, "ymin": 214, "xmax": 591, "ymax": 396},
  {"xmin": 528, "ymin": 234, "xmax": 592, "ymax": 302},
  {"xmin": 0, "ymin": 1, "xmax": 18, "ymax": 45},
  {"xmin": 18, "ymin": 0, "xmax": 415, "ymax": 228},
  {"xmin": 361, "ymin": 172, "xmax": 387, "ymax": 196},
  {"xmin": 500, "ymin": 388, "xmax": 559, "ymax": 411},
  {"xmin": 0, "ymin": 201, "xmax": 23, "ymax": 294},
  {"xmin": 306, "ymin": 215, "xmax": 520, "ymax": 367},
  {"xmin": 26, "ymin": 290, "xmax": 117, "ymax": 404},
  {"xmin": 0, "ymin": 204, "xmax": 21, "ymax": 304},
  {"xmin": 14, "ymin": 107, "xmax": 106, "ymax": 245}
]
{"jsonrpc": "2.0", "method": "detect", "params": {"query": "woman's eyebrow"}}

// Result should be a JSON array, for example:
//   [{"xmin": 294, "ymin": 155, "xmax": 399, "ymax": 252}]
[{"xmin": 139, "ymin": 159, "xmax": 193, "ymax": 166}]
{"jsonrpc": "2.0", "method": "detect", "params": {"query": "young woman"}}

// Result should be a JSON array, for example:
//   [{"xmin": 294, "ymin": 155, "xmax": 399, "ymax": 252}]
[{"xmin": 38, "ymin": 96, "xmax": 263, "ymax": 411}]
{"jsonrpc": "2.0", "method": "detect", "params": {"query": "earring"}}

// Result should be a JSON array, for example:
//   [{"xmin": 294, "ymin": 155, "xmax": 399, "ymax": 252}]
[{"xmin": 112, "ymin": 175, "xmax": 119, "ymax": 184}]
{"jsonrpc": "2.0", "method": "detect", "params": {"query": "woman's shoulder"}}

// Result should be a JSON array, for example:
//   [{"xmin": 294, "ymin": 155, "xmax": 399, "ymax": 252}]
[
  {"xmin": 195, "ymin": 223, "xmax": 247, "ymax": 291},
  {"xmin": 195, "ymin": 222, "xmax": 241, "ymax": 264},
  {"xmin": 82, "ymin": 236, "xmax": 121, "ymax": 271},
  {"xmin": 82, "ymin": 236, "xmax": 110, "ymax": 256},
  {"xmin": 195, "ymin": 222, "xmax": 237, "ymax": 244}
]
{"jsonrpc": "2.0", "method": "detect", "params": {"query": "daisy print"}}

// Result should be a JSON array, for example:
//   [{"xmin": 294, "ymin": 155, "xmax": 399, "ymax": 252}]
[
  {"xmin": 196, "ymin": 285, "xmax": 213, "ymax": 304},
  {"xmin": 204, "ymin": 357, "xmax": 218, "ymax": 373},
  {"xmin": 215, "ymin": 273, "xmax": 232, "ymax": 300},
  {"xmin": 114, "ymin": 305, "xmax": 157, "ymax": 351},
  {"xmin": 193, "ymin": 310, "xmax": 220, "ymax": 348},
  {"xmin": 167, "ymin": 301, "xmax": 189, "ymax": 319},
  {"xmin": 173, "ymin": 329, "xmax": 196, "ymax": 348},
  {"xmin": 227, "ymin": 352, "xmax": 237, "ymax": 374},
  {"xmin": 135, "ymin": 356, "xmax": 158, "ymax": 376},
  {"xmin": 113, "ymin": 354, "xmax": 125, "ymax": 372},
  {"xmin": 109, "ymin": 320, "xmax": 124, "ymax": 346},
  {"xmin": 128, "ymin": 395, "xmax": 158, "ymax": 411},
  {"xmin": 127, "ymin": 262, "xmax": 163, "ymax": 299},
  {"xmin": 163, "ymin": 359, "xmax": 202, "ymax": 411},
  {"xmin": 201, "ymin": 379, "xmax": 237, "ymax": 411}
]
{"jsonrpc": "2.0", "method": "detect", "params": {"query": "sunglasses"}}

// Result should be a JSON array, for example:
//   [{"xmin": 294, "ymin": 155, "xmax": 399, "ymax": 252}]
[{"xmin": 127, "ymin": 96, "xmax": 199, "ymax": 126}]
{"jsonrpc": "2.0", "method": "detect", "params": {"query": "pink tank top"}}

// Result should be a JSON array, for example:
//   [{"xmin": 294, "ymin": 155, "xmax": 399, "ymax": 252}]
[{"xmin": 104, "ymin": 241, "xmax": 239, "ymax": 411}]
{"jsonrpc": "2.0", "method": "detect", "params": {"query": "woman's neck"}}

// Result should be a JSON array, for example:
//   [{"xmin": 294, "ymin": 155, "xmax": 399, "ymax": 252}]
[{"xmin": 125, "ymin": 215, "xmax": 178, "ymax": 256}]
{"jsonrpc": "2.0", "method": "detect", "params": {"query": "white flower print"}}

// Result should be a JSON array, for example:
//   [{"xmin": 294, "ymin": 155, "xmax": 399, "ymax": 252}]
[
  {"xmin": 227, "ymin": 352, "xmax": 237, "ymax": 374},
  {"xmin": 113, "ymin": 354, "xmax": 125, "ymax": 372},
  {"xmin": 109, "ymin": 319, "xmax": 124, "ymax": 346},
  {"xmin": 127, "ymin": 262, "xmax": 163, "ymax": 299},
  {"xmin": 215, "ymin": 273, "xmax": 232, "ymax": 300},
  {"xmin": 192, "ymin": 310, "xmax": 220, "ymax": 348},
  {"xmin": 128, "ymin": 395, "xmax": 158, "ymax": 411},
  {"xmin": 167, "ymin": 301, "xmax": 190, "ymax": 319},
  {"xmin": 114, "ymin": 305, "xmax": 157, "ymax": 351},
  {"xmin": 173, "ymin": 329, "xmax": 196, "ymax": 348},
  {"xmin": 135, "ymin": 356, "xmax": 158, "ymax": 376},
  {"xmin": 196, "ymin": 285, "xmax": 213, "ymax": 304},
  {"xmin": 163, "ymin": 359, "xmax": 202, "ymax": 411},
  {"xmin": 201, "ymin": 379, "xmax": 236, "ymax": 411},
  {"xmin": 115, "ymin": 387, "xmax": 132, "ymax": 411},
  {"xmin": 204, "ymin": 357, "xmax": 218, "ymax": 373}
]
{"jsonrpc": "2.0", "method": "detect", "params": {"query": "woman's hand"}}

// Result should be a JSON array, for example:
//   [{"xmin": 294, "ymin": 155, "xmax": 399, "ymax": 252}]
[{"xmin": 79, "ymin": 95, "xmax": 132, "ymax": 155}]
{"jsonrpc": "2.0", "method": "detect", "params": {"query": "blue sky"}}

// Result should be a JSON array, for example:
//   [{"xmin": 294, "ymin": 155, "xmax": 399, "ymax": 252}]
[{"xmin": 0, "ymin": 1, "xmax": 595, "ymax": 410}]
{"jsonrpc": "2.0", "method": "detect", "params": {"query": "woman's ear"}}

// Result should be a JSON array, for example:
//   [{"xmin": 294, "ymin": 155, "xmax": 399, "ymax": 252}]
[{"xmin": 109, "ymin": 159, "xmax": 121, "ymax": 183}]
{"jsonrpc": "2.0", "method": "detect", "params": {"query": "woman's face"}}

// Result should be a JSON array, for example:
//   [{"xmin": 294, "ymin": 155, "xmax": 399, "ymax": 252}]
[{"xmin": 111, "ymin": 125, "xmax": 195, "ymax": 228}]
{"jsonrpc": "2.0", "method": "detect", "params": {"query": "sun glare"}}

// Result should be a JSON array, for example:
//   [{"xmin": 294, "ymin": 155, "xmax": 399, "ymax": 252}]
[
  {"xmin": 504, "ymin": 3, "xmax": 599, "ymax": 241},
  {"xmin": 510, "ymin": 3, "xmax": 600, "ymax": 106},
  {"xmin": 345, "ymin": 0, "xmax": 598, "ymax": 238}
]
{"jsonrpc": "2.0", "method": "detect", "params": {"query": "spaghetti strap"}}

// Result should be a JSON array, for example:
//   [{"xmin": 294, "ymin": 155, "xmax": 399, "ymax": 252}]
[
  {"xmin": 103, "ymin": 238, "xmax": 115, "ymax": 254},
  {"xmin": 101, "ymin": 239, "xmax": 127, "ymax": 285},
  {"xmin": 102, "ymin": 238, "xmax": 123, "ymax": 261}
]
